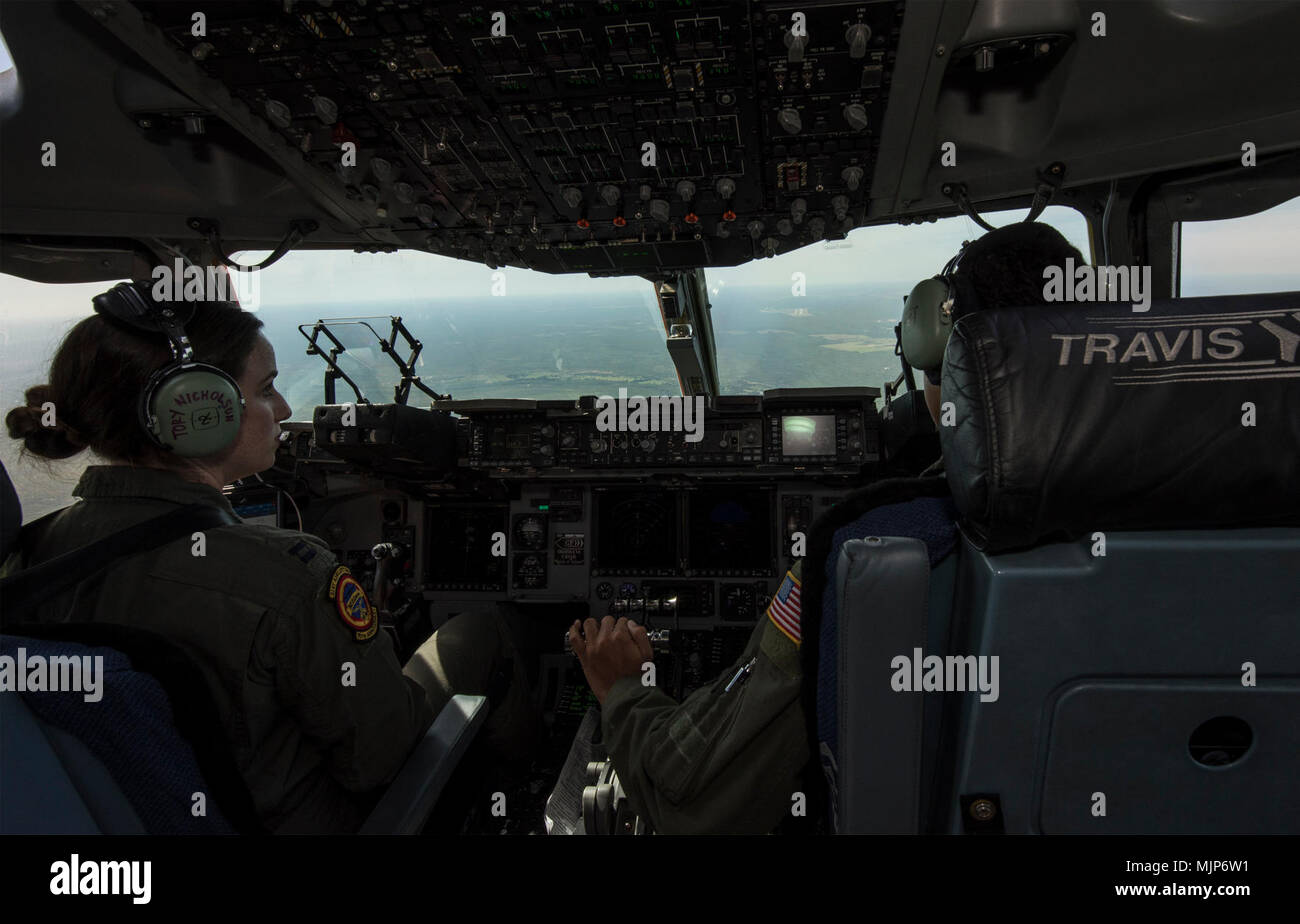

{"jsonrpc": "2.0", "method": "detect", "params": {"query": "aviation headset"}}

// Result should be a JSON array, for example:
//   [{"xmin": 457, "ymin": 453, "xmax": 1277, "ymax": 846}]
[
  {"xmin": 91, "ymin": 281, "xmax": 245, "ymax": 458},
  {"xmin": 899, "ymin": 244, "xmax": 979, "ymax": 385},
  {"xmin": 899, "ymin": 221, "xmax": 1061, "ymax": 385}
]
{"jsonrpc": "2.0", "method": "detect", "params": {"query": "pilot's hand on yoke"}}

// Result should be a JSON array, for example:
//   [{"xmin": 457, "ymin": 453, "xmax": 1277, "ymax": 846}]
[{"xmin": 569, "ymin": 616, "xmax": 653, "ymax": 705}]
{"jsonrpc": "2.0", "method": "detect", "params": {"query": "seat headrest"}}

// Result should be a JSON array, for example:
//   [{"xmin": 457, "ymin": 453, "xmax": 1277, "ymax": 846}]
[
  {"xmin": 0, "ymin": 461, "xmax": 22, "ymax": 563},
  {"xmin": 940, "ymin": 291, "xmax": 1300, "ymax": 552}
]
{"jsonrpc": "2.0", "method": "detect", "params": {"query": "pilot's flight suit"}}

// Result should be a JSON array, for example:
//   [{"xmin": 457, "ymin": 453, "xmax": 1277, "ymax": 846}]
[
  {"xmin": 0, "ymin": 465, "xmax": 525, "ymax": 833},
  {"xmin": 598, "ymin": 560, "xmax": 808, "ymax": 835}
]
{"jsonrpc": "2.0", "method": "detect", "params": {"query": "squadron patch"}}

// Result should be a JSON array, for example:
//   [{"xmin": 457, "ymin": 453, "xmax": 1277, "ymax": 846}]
[{"xmin": 328, "ymin": 565, "xmax": 378, "ymax": 641}]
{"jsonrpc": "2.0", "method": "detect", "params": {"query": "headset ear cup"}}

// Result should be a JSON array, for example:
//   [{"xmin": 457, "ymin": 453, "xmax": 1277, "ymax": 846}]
[
  {"xmin": 900, "ymin": 276, "xmax": 955, "ymax": 372},
  {"xmin": 145, "ymin": 364, "xmax": 244, "ymax": 457}
]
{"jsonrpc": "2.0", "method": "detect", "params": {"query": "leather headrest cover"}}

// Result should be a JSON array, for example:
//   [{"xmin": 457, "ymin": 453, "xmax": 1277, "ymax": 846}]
[{"xmin": 940, "ymin": 291, "xmax": 1300, "ymax": 552}]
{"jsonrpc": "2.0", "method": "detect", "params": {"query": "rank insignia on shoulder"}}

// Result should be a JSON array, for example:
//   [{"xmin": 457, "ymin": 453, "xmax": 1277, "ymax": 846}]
[
  {"xmin": 328, "ymin": 565, "xmax": 379, "ymax": 642},
  {"xmin": 767, "ymin": 568, "xmax": 802, "ymax": 646},
  {"xmin": 287, "ymin": 539, "xmax": 317, "ymax": 564}
]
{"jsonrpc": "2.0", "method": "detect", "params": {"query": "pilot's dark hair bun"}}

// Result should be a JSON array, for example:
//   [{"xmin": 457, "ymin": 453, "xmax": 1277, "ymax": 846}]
[
  {"xmin": 4, "ymin": 384, "xmax": 89, "ymax": 460},
  {"xmin": 958, "ymin": 221, "xmax": 1085, "ymax": 314}
]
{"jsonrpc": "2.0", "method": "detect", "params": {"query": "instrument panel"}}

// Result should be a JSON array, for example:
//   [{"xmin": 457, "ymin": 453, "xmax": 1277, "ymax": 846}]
[
  {"xmin": 450, "ymin": 388, "xmax": 880, "ymax": 472},
  {"xmin": 417, "ymin": 479, "xmax": 846, "ymax": 625},
  {"xmin": 271, "ymin": 386, "xmax": 883, "ymax": 702}
]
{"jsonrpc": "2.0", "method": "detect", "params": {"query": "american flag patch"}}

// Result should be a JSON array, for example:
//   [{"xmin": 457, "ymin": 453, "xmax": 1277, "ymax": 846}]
[{"xmin": 767, "ymin": 569, "xmax": 802, "ymax": 645}]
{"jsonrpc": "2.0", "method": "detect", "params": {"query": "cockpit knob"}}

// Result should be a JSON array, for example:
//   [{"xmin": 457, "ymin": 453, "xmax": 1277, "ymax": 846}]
[
  {"xmin": 846, "ymin": 23, "xmax": 872, "ymax": 59},
  {"xmin": 841, "ymin": 166, "xmax": 864, "ymax": 191},
  {"xmin": 265, "ymin": 99, "xmax": 293, "ymax": 130},
  {"xmin": 777, "ymin": 108, "xmax": 802, "ymax": 135},
  {"xmin": 649, "ymin": 199, "xmax": 671, "ymax": 222},
  {"xmin": 715, "ymin": 177, "xmax": 736, "ymax": 199},
  {"xmin": 676, "ymin": 179, "xmax": 696, "ymax": 202},
  {"xmin": 600, "ymin": 184, "xmax": 621, "ymax": 206},
  {"xmin": 831, "ymin": 195, "xmax": 850, "ymax": 221},
  {"xmin": 784, "ymin": 31, "xmax": 808, "ymax": 64},
  {"xmin": 562, "ymin": 187, "xmax": 583, "ymax": 209},
  {"xmin": 843, "ymin": 103, "xmax": 869, "ymax": 132},
  {"xmin": 313, "ymin": 95, "xmax": 339, "ymax": 124},
  {"xmin": 790, "ymin": 197, "xmax": 807, "ymax": 223}
]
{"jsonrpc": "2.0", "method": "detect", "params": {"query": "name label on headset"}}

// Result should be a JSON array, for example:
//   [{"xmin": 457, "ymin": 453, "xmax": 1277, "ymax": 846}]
[{"xmin": 167, "ymin": 388, "xmax": 238, "ymax": 440}]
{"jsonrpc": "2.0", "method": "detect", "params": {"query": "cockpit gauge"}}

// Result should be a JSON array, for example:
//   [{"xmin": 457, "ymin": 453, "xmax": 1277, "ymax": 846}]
[
  {"xmin": 513, "ymin": 514, "xmax": 547, "ymax": 551},
  {"xmin": 513, "ymin": 554, "xmax": 547, "ymax": 589}
]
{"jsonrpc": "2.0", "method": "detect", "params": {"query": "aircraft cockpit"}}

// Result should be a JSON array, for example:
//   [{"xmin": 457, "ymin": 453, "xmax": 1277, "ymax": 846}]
[{"xmin": 1, "ymin": 0, "xmax": 1298, "ymax": 886}]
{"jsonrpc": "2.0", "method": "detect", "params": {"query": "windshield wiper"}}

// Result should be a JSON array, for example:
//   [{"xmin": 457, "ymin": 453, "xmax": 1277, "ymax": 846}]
[{"xmin": 299, "ymin": 316, "xmax": 450, "ymax": 405}]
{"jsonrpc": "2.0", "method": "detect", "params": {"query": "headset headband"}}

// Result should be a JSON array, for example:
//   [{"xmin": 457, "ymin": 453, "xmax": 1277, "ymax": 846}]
[
  {"xmin": 92, "ymin": 282, "xmax": 197, "ymax": 363},
  {"xmin": 942, "ymin": 242, "xmax": 970, "ymax": 278}
]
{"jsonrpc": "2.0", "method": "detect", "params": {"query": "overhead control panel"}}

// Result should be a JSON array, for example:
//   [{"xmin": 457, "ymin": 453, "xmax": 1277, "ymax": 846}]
[{"xmin": 134, "ymin": 0, "xmax": 906, "ymax": 274}]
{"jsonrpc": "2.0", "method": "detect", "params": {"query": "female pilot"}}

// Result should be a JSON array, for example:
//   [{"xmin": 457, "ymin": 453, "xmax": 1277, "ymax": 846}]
[{"xmin": 3, "ymin": 280, "xmax": 535, "ymax": 833}]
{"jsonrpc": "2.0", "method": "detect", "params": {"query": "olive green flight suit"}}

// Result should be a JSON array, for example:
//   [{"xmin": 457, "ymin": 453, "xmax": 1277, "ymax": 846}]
[
  {"xmin": 599, "ymin": 560, "xmax": 808, "ymax": 835},
  {"xmin": 0, "ymin": 465, "xmax": 527, "ymax": 833}
]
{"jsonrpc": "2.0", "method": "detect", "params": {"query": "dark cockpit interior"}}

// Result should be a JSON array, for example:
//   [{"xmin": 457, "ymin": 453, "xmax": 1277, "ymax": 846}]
[{"xmin": 1, "ymin": 0, "xmax": 1299, "ymax": 855}]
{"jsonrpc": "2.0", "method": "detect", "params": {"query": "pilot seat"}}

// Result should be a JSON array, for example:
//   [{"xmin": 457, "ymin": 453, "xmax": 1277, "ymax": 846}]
[
  {"xmin": 0, "ymin": 460, "xmax": 487, "ymax": 835},
  {"xmin": 819, "ymin": 290, "xmax": 1300, "ymax": 834}
]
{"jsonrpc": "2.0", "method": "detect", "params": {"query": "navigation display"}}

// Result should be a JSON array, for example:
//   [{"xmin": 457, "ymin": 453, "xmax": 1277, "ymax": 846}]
[
  {"xmin": 593, "ymin": 489, "xmax": 677, "ymax": 572},
  {"xmin": 781, "ymin": 415, "xmax": 836, "ymax": 456},
  {"xmin": 688, "ymin": 488, "xmax": 773, "ymax": 573}
]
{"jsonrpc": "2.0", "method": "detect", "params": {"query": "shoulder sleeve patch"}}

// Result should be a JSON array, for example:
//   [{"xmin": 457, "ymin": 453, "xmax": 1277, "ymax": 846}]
[
  {"xmin": 767, "ymin": 566, "xmax": 802, "ymax": 646},
  {"xmin": 328, "ymin": 565, "xmax": 378, "ymax": 642}
]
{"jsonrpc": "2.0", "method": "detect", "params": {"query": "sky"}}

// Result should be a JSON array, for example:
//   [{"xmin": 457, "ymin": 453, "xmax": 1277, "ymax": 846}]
[{"xmin": 0, "ymin": 198, "xmax": 1296, "ymax": 323}]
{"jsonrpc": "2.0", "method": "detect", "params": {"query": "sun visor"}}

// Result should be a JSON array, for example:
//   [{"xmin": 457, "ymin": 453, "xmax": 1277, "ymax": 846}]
[{"xmin": 940, "ymin": 291, "xmax": 1300, "ymax": 552}]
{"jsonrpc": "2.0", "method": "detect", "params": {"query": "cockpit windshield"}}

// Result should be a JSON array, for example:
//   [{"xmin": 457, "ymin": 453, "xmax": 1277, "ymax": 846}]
[
  {"xmin": 237, "ymin": 252, "xmax": 675, "ymax": 418},
  {"xmin": 238, "ymin": 203, "xmax": 1090, "ymax": 419},
  {"xmin": 706, "ymin": 205, "xmax": 1090, "ymax": 392}
]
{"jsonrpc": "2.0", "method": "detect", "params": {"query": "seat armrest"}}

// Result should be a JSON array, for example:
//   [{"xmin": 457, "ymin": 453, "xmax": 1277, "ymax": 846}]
[
  {"xmin": 836, "ymin": 536, "xmax": 931, "ymax": 834},
  {"xmin": 359, "ymin": 694, "xmax": 488, "ymax": 835}
]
